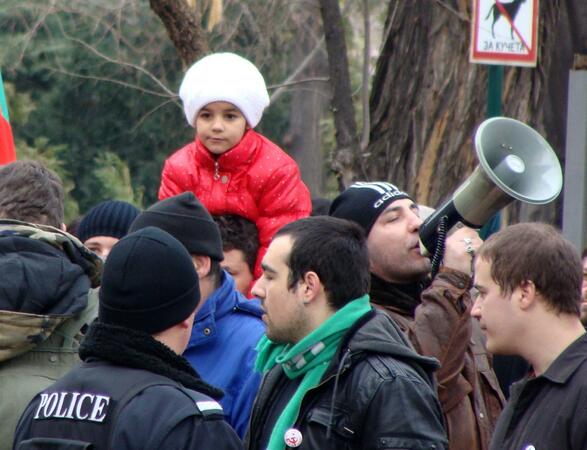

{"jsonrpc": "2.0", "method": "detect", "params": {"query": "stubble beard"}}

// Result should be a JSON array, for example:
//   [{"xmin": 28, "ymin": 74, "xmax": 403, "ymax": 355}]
[
  {"xmin": 378, "ymin": 253, "xmax": 431, "ymax": 284},
  {"xmin": 265, "ymin": 315, "xmax": 307, "ymax": 345}
]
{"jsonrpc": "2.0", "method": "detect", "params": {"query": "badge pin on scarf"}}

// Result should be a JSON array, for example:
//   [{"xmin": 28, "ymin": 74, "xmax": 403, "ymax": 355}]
[{"xmin": 284, "ymin": 428, "xmax": 303, "ymax": 447}]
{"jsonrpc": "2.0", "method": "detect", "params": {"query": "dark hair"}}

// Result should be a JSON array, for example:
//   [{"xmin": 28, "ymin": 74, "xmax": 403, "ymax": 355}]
[
  {"xmin": 275, "ymin": 216, "xmax": 370, "ymax": 310},
  {"xmin": 213, "ymin": 214, "xmax": 259, "ymax": 274},
  {"xmin": 582, "ymin": 247, "xmax": 587, "ymax": 260},
  {"xmin": 477, "ymin": 222, "xmax": 582, "ymax": 316},
  {"xmin": 0, "ymin": 160, "xmax": 64, "ymax": 228},
  {"xmin": 209, "ymin": 259, "xmax": 222, "ymax": 289}
]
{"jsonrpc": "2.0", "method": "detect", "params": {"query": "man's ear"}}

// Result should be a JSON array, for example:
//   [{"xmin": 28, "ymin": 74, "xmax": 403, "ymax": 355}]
[
  {"xmin": 60, "ymin": 223, "xmax": 67, "ymax": 231},
  {"xmin": 179, "ymin": 311, "xmax": 196, "ymax": 329},
  {"xmin": 517, "ymin": 280, "xmax": 537, "ymax": 310},
  {"xmin": 191, "ymin": 254, "xmax": 212, "ymax": 278},
  {"xmin": 300, "ymin": 271, "xmax": 321, "ymax": 303}
]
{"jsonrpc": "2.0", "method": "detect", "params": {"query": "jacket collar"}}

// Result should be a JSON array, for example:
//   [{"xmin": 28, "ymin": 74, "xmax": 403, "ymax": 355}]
[
  {"xmin": 369, "ymin": 273, "xmax": 425, "ymax": 316},
  {"xmin": 188, "ymin": 271, "xmax": 239, "ymax": 349},
  {"xmin": 195, "ymin": 129, "xmax": 259, "ymax": 173},
  {"xmin": 325, "ymin": 309, "xmax": 440, "ymax": 378},
  {"xmin": 80, "ymin": 321, "xmax": 223, "ymax": 399}
]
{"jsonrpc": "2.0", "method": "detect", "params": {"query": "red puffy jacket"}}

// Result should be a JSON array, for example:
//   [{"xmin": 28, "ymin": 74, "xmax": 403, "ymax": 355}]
[{"xmin": 159, "ymin": 129, "xmax": 311, "ymax": 279}]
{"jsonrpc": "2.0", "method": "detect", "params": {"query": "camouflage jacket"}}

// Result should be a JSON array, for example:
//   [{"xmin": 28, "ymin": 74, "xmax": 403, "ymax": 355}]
[{"xmin": 0, "ymin": 219, "xmax": 101, "ymax": 450}]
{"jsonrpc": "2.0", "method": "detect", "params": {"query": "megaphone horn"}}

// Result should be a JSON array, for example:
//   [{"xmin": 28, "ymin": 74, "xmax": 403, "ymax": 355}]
[{"xmin": 419, "ymin": 117, "xmax": 563, "ymax": 256}]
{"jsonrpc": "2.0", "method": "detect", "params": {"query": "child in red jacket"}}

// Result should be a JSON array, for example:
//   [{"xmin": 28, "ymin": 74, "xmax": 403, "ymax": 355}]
[{"xmin": 159, "ymin": 52, "xmax": 311, "ymax": 280}]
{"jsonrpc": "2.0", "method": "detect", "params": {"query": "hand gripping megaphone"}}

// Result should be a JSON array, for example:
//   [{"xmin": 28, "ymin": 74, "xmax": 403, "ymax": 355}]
[{"xmin": 419, "ymin": 117, "xmax": 563, "ymax": 256}]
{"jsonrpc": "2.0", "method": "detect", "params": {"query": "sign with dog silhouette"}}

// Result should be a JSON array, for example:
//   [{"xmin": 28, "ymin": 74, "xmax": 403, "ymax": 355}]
[{"xmin": 470, "ymin": 0, "xmax": 538, "ymax": 67}]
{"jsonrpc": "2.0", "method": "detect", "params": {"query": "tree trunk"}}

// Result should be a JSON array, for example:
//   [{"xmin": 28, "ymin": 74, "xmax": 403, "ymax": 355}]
[
  {"xmin": 282, "ymin": 13, "xmax": 327, "ymax": 196},
  {"xmin": 318, "ymin": 0, "xmax": 362, "ymax": 190},
  {"xmin": 149, "ymin": 0, "xmax": 208, "ymax": 67},
  {"xmin": 367, "ymin": 1, "xmax": 573, "ymax": 226}
]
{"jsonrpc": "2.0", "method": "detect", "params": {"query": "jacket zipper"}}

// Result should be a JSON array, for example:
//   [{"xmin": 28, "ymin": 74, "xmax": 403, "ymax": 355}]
[{"xmin": 213, "ymin": 161, "xmax": 220, "ymax": 180}]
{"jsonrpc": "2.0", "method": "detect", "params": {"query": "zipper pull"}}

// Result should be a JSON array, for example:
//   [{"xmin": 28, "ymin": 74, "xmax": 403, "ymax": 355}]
[{"xmin": 213, "ymin": 161, "xmax": 220, "ymax": 180}]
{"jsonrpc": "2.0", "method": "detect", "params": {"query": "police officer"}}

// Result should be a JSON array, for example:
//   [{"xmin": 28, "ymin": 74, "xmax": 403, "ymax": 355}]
[{"xmin": 13, "ymin": 227, "xmax": 243, "ymax": 450}]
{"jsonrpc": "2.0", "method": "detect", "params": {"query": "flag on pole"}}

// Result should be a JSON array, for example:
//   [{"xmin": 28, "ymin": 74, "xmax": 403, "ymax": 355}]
[{"xmin": 0, "ymin": 70, "xmax": 16, "ymax": 165}]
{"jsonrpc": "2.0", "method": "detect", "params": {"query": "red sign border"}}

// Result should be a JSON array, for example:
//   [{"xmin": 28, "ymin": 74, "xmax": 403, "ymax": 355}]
[{"xmin": 470, "ymin": 0, "xmax": 539, "ymax": 67}]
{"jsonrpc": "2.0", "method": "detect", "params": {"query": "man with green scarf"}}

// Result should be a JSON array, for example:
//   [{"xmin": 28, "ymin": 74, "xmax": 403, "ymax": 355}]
[{"xmin": 246, "ymin": 216, "xmax": 447, "ymax": 450}]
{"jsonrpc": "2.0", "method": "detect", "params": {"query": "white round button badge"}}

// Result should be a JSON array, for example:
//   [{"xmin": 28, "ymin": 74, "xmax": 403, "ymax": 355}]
[{"xmin": 284, "ymin": 428, "xmax": 303, "ymax": 447}]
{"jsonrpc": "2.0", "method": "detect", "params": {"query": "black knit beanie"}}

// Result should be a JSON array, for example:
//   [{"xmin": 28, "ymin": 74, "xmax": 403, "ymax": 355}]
[
  {"xmin": 129, "ymin": 192, "xmax": 223, "ymax": 261},
  {"xmin": 77, "ymin": 200, "xmax": 140, "ymax": 243},
  {"xmin": 329, "ymin": 181, "xmax": 413, "ymax": 235},
  {"xmin": 99, "ymin": 227, "xmax": 200, "ymax": 334}
]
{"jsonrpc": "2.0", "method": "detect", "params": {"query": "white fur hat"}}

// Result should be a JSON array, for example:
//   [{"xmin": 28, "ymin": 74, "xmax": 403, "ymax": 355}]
[{"xmin": 179, "ymin": 52, "xmax": 270, "ymax": 128}]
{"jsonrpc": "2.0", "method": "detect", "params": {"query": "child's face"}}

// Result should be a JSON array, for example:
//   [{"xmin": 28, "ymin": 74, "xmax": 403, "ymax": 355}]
[{"xmin": 195, "ymin": 101, "xmax": 248, "ymax": 155}]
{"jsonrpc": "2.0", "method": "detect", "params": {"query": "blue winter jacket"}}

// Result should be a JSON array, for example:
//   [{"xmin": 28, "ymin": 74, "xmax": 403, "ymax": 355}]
[{"xmin": 184, "ymin": 271, "xmax": 265, "ymax": 438}]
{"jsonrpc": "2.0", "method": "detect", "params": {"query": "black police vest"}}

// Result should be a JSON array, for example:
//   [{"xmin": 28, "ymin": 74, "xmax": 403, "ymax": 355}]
[{"xmin": 16, "ymin": 360, "xmax": 204, "ymax": 450}]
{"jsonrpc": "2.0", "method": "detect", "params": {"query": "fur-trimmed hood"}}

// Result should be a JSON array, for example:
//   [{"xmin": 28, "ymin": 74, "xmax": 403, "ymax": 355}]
[{"xmin": 0, "ymin": 220, "xmax": 102, "ymax": 362}]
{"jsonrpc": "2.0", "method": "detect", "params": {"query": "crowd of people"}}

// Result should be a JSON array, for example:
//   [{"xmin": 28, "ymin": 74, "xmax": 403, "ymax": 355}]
[{"xmin": 1, "ymin": 52, "xmax": 587, "ymax": 450}]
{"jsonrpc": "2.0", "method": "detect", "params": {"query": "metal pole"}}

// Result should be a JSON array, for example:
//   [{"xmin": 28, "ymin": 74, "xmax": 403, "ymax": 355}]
[
  {"xmin": 486, "ymin": 65, "xmax": 503, "ymax": 118},
  {"xmin": 479, "ymin": 65, "xmax": 504, "ymax": 239},
  {"xmin": 562, "ymin": 59, "xmax": 587, "ymax": 252}
]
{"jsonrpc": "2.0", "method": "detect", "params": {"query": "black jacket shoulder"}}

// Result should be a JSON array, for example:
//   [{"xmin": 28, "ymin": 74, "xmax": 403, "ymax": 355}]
[
  {"xmin": 247, "ymin": 310, "xmax": 447, "ymax": 450},
  {"xmin": 112, "ymin": 384, "xmax": 242, "ymax": 450}
]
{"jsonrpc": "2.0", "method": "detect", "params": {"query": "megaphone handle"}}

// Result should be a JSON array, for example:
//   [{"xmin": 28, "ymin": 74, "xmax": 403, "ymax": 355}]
[{"xmin": 430, "ymin": 215, "xmax": 448, "ymax": 279}]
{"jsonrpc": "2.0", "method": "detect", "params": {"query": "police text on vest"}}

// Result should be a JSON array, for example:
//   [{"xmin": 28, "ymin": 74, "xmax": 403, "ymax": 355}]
[{"xmin": 34, "ymin": 392, "xmax": 110, "ymax": 423}]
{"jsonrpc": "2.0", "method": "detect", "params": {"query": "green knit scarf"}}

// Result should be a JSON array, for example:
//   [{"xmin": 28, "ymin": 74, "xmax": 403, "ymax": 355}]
[{"xmin": 255, "ymin": 295, "xmax": 371, "ymax": 450}]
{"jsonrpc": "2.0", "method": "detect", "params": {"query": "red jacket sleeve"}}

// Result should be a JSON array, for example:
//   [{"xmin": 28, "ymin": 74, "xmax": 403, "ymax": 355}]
[{"xmin": 158, "ymin": 157, "xmax": 186, "ymax": 200}]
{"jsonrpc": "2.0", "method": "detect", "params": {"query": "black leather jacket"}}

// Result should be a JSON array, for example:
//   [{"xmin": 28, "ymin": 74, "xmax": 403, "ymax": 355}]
[{"xmin": 245, "ymin": 310, "xmax": 448, "ymax": 450}]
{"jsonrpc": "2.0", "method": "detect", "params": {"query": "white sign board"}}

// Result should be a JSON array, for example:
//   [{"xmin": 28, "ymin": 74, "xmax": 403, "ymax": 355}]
[{"xmin": 470, "ymin": 0, "xmax": 539, "ymax": 67}]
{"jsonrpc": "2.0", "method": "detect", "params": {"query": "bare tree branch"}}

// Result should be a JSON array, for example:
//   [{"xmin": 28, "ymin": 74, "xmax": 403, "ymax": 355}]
[
  {"xmin": 17, "ymin": 2, "xmax": 56, "ymax": 64},
  {"xmin": 47, "ymin": 66, "xmax": 178, "ymax": 99},
  {"xmin": 270, "ymin": 37, "xmax": 326, "ymax": 103},
  {"xmin": 268, "ymin": 76, "xmax": 330, "ymax": 92},
  {"xmin": 131, "ymin": 98, "xmax": 177, "ymax": 132},
  {"xmin": 54, "ymin": 15, "xmax": 176, "ymax": 97},
  {"xmin": 359, "ymin": 0, "xmax": 370, "ymax": 152}
]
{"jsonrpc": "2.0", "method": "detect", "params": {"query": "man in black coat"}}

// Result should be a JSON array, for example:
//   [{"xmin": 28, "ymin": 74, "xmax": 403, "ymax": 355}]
[
  {"xmin": 13, "ymin": 227, "xmax": 242, "ymax": 450},
  {"xmin": 246, "ymin": 216, "xmax": 447, "ymax": 450}
]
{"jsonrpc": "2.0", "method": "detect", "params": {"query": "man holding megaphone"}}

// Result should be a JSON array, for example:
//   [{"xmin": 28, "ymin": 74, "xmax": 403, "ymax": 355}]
[{"xmin": 330, "ymin": 181, "xmax": 505, "ymax": 450}]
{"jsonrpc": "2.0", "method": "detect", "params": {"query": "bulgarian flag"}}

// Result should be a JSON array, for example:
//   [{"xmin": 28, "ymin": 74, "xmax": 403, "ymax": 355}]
[{"xmin": 0, "ymin": 70, "xmax": 16, "ymax": 165}]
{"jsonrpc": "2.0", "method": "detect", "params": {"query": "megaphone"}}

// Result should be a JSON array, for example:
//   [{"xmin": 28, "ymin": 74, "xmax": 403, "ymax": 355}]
[{"xmin": 419, "ymin": 117, "xmax": 563, "ymax": 255}]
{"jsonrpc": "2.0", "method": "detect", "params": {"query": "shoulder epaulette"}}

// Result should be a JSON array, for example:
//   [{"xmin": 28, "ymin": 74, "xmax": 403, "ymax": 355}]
[{"xmin": 195, "ymin": 400, "xmax": 224, "ymax": 417}]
